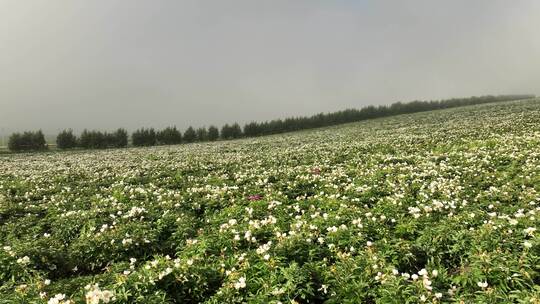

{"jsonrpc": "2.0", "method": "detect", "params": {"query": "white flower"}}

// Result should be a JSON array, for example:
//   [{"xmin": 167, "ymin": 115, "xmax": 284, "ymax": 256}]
[
  {"xmin": 524, "ymin": 227, "xmax": 536, "ymax": 236},
  {"xmin": 477, "ymin": 281, "xmax": 488, "ymax": 288},
  {"xmin": 435, "ymin": 292, "xmax": 442, "ymax": 299},
  {"xmin": 44, "ymin": 279, "xmax": 51, "ymax": 285},
  {"xmin": 85, "ymin": 284, "xmax": 114, "ymax": 304},
  {"xmin": 524, "ymin": 241, "xmax": 532, "ymax": 248},
  {"xmin": 47, "ymin": 294, "xmax": 66, "ymax": 304},
  {"xmin": 422, "ymin": 277, "xmax": 432, "ymax": 290},
  {"xmin": 17, "ymin": 256, "xmax": 30, "ymax": 265},
  {"xmin": 366, "ymin": 241, "xmax": 373, "ymax": 247},
  {"xmin": 234, "ymin": 277, "xmax": 246, "ymax": 289}
]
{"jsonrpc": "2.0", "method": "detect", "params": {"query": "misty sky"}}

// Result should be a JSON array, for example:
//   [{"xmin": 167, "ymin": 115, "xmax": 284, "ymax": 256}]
[{"xmin": 1, "ymin": 0, "xmax": 539, "ymax": 134}]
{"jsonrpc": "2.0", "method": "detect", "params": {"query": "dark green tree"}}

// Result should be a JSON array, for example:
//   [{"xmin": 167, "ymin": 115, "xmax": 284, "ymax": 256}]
[
  {"xmin": 7, "ymin": 133, "xmax": 22, "ymax": 152},
  {"xmin": 243, "ymin": 122, "xmax": 261, "ymax": 137},
  {"xmin": 220, "ymin": 124, "xmax": 232, "ymax": 140},
  {"xmin": 183, "ymin": 126, "xmax": 196, "ymax": 143},
  {"xmin": 132, "ymin": 128, "xmax": 157, "ymax": 147},
  {"xmin": 56, "ymin": 129, "xmax": 78, "ymax": 150},
  {"xmin": 207, "ymin": 125, "xmax": 219, "ymax": 141},
  {"xmin": 230, "ymin": 123, "xmax": 242, "ymax": 139},
  {"xmin": 8, "ymin": 130, "xmax": 47, "ymax": 152},
  {"xmin": 113, "ymin": 128, "xmax": 128, "ymax": 148},
  {"xmin": 79, "ymin": 130, "xmax": 107, "ymax": 149},
  {"xmin": 33, "ymin": 130, "xmax": 46, "ymax": 149},
  {"xmin": 196, "ymin": 127, "xmax": 208, "ymax": 142},
  {"xmin": 157, "ymin": 127, "xmax": 182, "ymax": 145}
]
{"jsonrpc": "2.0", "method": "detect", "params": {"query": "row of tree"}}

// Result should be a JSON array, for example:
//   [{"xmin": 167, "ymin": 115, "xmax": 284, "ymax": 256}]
[
  {"xmin": 6, "ymin": 94, "xmax": 535, "ymax": 152},
  {"xmin": 130, "ymin": 126, "xmax": 221, "ymax": 147},
  {"xmin": 242, "ymin": 94, "xmax": 536, "ymax": 136},
  {"xmin": 7, "ymin": 130, "xmax": 47, "ymax": 152},
  {"xmin": 55, "ymin": 129, "xmax": 129, "ymax": 149}
]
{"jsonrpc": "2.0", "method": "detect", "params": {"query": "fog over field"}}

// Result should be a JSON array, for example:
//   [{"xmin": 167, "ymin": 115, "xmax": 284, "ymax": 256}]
[
  {"xmin": 1, "ymin": 0, "xmax": 539, "ymax": 135},
  {"xmin": 2, "ymin": 2, "xmax": 540, "ymax": 302}
]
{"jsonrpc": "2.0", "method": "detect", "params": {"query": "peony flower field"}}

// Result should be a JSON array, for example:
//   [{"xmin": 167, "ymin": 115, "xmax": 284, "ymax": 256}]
[{"xmin": 1, "ymin": 99, "xmax": 539, "ymax": 303}]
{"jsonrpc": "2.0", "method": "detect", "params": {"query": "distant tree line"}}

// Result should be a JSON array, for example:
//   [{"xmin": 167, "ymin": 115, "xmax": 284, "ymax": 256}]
[
  {"xmin": 79, "ymin": 129, "xmax": 128, "ymax": 149},
  {"xmin": 54, "ymin": 129, "xmax": 128, "ymax": 150},
  {"xmin": 129, "ymin": 125, "xmax": 220, "ymax": 147},
  {"xmin": 6, "ymin": 94, "xmax": 535, "ymax": 152},
  {"xmin": 8, "ymin": 130, "xmax": 47, "ymax": 152},
  {"xmin": 241, "ymin": 94, "xmax": 536, "ymax": 137}
]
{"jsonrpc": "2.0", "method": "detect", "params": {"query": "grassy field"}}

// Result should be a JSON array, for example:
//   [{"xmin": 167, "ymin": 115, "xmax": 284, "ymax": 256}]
[{"xmin": 1, "ymin": 99, "xmax": 539, "ymax": 303}]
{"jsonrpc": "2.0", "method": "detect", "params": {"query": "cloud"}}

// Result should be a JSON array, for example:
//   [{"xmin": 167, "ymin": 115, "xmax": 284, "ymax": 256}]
[{"xmin": 0, "ymin": 0, "xmax": 538, "ymax": 134}]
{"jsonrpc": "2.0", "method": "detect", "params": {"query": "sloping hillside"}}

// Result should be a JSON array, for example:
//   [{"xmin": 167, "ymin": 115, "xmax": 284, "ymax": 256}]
[{"xmin": 1, "ymin": 99, "xmax": 539, "ymax": 303}]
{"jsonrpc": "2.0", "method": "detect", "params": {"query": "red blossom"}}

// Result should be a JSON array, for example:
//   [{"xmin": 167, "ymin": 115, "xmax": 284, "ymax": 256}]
[{"xmin": 248, "ymin": 194, "xmax": 262, "ymax": 201}]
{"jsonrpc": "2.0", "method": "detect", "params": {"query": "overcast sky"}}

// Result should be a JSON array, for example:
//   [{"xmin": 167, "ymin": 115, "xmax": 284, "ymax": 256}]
[{"xmin": 1, "ymin": 0, "xmax": 539, "ymax": 134}]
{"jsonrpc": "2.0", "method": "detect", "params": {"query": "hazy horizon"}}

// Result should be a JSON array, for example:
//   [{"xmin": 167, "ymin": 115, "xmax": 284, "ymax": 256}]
[{"xmin": 1, "ymin": 1, "xmax": 540, "ymax": 135}]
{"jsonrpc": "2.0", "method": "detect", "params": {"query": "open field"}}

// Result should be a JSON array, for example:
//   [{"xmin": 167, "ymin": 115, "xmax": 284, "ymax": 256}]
[{"xmin": 1, "ymin": 99, "xmax": 539, "ymax": 303}]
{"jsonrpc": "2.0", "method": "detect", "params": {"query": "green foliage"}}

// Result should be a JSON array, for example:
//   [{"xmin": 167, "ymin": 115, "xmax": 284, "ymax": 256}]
[
  {"xmin": 233, "ymin": 95, "xmax": 535, "ymax": 137},
  {"xmin": 196, "ymin": 127, "xmax": 208, "ymax": 142},
  {"xmin": 243, "ymin": 122, "xmax": 261, "ymax": 137},
  {"xmin": 56, "ymin": 129, "xmax": 78, "ymax": 150},
  {"xmin": 1, "ymin": 99, "xmax": 540, "ymax": 303},
  {"xmin": 156, "ymin": 127, "xmax": 182, "ymax": 145},
  {"xmin": 79, "ymin": 129, "xmax": 127, "ymax": 149},
  {"xmin": 221, "ymin": 123, "xmax": 242, "ymax": 140},
  {"xmin": 21, "ymin": 94, "xmax": 535, "ymax": 152},
  {"xmin": 113, "ymin": 128, "xmax": 129, "ymax": 148},
  {"xmin": 132, "ymin": 128, "xmax": 157, "ymax": 147},
  {"xmin": 183, "ymin": 126, "xmax": 197, "ymax": 143},
  {"xmin": 207, "ymin": 126, "xmax": 219, "ymax": 141},
  {"xmin": 8, "ymin": 130, "xmax": 47, "ymax": 152}
]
